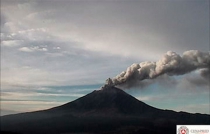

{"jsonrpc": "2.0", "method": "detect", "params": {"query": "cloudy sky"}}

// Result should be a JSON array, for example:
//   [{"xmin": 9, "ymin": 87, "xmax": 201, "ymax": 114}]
[{"xmin": 1, "ymin": 0, "xmax": 209, "ymax": 115}]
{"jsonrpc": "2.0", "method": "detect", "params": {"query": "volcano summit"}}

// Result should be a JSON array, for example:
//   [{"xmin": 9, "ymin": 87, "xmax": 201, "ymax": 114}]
[{"xmin": 1, "ymin": 86, "xmax": 209, "ymax": 134}]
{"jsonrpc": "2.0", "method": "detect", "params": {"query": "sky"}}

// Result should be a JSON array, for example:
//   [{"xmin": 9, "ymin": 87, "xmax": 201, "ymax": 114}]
[{"xmin": 1, "ymin": 0, "xmax": 209, "ymax": 115}]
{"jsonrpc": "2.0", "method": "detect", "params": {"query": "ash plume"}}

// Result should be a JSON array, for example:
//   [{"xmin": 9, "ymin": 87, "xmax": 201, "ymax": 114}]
[
  {"xmin": 110, "ymin": 50, "xmax": 210, "ymax": 87},
  {"xmin": 200, "ymin": 68, "xmax": 210, "ymax": 82}
]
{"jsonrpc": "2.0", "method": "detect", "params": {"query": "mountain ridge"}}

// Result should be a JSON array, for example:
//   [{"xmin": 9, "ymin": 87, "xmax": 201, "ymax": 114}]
[
  {"xmin": 48, "ymin": 86, "xmax": 159, "ymax": 115},
  {"xmin": 1, "ymin": 86, "xmax": 210, "ymax": 134}
]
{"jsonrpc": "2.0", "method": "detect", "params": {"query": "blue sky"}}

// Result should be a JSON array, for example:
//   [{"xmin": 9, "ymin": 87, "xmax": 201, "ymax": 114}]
[{"xmin": 1, "ymin": 0, "xmax": 209, "ymax": 115}]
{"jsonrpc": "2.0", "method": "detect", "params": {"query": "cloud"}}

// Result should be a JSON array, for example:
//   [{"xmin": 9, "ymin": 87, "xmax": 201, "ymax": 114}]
[
  {"xmin": 176, "ymin": 73, "xmax": 209, "ymax": 90},
  {"xmin": 53, "ymin": 46, "xmax": 61, "ymax": 50},
  {"xmin": 19, "ymin": 46, "xmax": 34, "ymax": 52},
  {"xmin": 1, "ymin": 87, "xmax": 86, "ymax": 114},
  {"xmin": 1, "ymin": 92, "xmax": 85, "ymax": 99},
  {"xmin": 174, "ymin": 104, "xmax": 210, "ymax": 114},
  {"xmin": 1, "ymin": 1, "xmax": 209, "ymax": 61},
  {"xmin": 1, "ymin": 100, "xmax": 63, "ymax": 113},
  {"xmin": 185, "ymin": 75, "xmax": 209, "ymax": 87},
  {"xmin": 18, "ymin": 46, "xmax": 48, "ymax": 52},
  {"xmin": 3, "ymin": 0, "xmax": 208, "ymax": 59},
  {"xmin": 135, "ymin": 89, "xmax": 210, "ymax": 114},
  {"xmin": 1, "ymin": 1, "xmax": 209, "ymax": 90},
  {"xmin": 1, "ymin": 66, "xmax": 59, "ymax": 87},
  {"xmin": 0, "ymin": 109, "xmax": 21, "ymax": 116},
  {"xmin": 1, "ymin": 40, "xmax": 24, "ymax": 47}
]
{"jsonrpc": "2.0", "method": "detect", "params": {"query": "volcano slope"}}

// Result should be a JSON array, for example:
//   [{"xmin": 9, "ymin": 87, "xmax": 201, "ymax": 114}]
[{"xmin": 1, "ymin": 86, "xmax": 210, "ymax": 134}]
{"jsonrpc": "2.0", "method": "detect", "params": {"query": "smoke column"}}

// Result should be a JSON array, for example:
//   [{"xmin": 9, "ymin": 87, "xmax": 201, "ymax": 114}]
[{"xmin": 110, "ymin": 50, "xmax": 210, "ymax": 87}]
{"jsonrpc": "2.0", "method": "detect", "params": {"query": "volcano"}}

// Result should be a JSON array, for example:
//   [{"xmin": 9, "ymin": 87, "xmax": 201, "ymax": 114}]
[
  {"xmin": 49, "ymin": 85, "xmax": 157, "ymax": 115},
  {"xmin": 1, "ymin": 86, "xmax": 210, "ymax": 134}
]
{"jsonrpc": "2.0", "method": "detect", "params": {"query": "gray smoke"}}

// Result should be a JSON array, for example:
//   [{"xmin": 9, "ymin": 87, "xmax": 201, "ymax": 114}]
[
  {"xmin": 200, "ymin": 68, "xmax": 210, "ymax": 82},
  {"xmin": 111, "ymin": 50, "xmax": 210, "ymax": 87}
]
